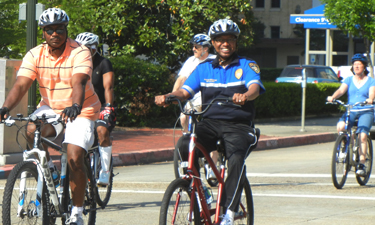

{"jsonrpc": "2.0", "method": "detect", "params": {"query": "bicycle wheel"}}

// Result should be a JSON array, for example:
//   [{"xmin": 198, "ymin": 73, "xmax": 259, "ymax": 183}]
[
  {"xmin": 356, "ymin": 136, "xmax": 373, "ymax": 185},
  {"xmin": 92, "ymin": 151, "xmax": 113, "ymax": 207},
  {"xmin": 331, "ymin": 134, "xmax": 350, "ymax": 189},
  {"xmin": 173, "ymin": 148, "xmax": 187, "ymax": 179},
  {"xmin": 2, "ymin": 161, "xmax": 50, "ymax": 225},
  {"xmin": 159, "ymin": 178, "xmax": 201, "ymax": 225},
  {"xmin": 234, "ymin": 178, "xmax": 254, "ymax": 225},
  {"xmin": 84, "ymin": 157, "xmax": 97, "ymax": 224}
]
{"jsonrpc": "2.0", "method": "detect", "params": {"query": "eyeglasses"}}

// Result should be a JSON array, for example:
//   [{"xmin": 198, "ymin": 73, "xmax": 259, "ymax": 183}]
[
  {"xmin": 214, "ymin": 38, "xmax": 236, "ymax": 44},
  {"xmin": 44, "ymin": 28, "xmax": 65, "ymax": 35},
  {"xmin": 193, "ymin": 45, "xmax": 202, "ymax": 50}
]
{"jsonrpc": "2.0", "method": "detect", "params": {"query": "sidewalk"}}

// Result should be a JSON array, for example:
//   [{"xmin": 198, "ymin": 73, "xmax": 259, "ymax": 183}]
[{"xmin": 0, "ymin": 117, "xmax": 339, "ymax": 179}]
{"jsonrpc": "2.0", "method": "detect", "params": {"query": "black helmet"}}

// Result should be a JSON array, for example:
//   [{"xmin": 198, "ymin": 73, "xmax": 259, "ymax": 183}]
[
  {"xmin": 208, "ymin": 19, "xmax": 240, "ymax": 38},
  {"xmin": 38, "ymin": 8, "xmax": 69, "ymax": 28}
]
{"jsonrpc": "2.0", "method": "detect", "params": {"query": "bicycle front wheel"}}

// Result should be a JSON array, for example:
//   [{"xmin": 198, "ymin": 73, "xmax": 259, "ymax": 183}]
[
  {"xmin": 356, "ymin": 136, "xmax": 373, "ymax": 185},
  {"xmin": 159, "ymin": 178, "xmax": 201, "ymax": 225},
  {"xmin": 331, "ymin": 134, "xmax": 350, "ymax": 189},
  {"xmin": 234, "ymin": 177, "xmax": 254, "ymax": 225},
  {"xmin": 2, "ymin": 161, "xmax": 50, "ymax": 225}
]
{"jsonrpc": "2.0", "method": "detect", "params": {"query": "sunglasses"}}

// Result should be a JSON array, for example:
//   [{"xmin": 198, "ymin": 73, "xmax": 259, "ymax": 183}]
[{"xmin": 44, "ymin": 28, "xmax": 65, "ymax": 35}]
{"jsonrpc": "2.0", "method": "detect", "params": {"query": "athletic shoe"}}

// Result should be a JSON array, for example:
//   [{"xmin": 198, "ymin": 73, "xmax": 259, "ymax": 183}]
[
  {"xmin": 65, "ymin": 214, "xmax": 84, "ymax": 225},
  {"xmin": 97, "ymin": 170, "xmax": 110, "ymax": 186},
  {"xmin": 205, "ymin": 164, "xmax": 216, "ymax": 180},
  {"xmin": 356, "ymin": 164, "xmax": 366, "ymax": 177},
  {"xmin": 220, "ymin": 214, "xmax": 234, "ymax": 225}
]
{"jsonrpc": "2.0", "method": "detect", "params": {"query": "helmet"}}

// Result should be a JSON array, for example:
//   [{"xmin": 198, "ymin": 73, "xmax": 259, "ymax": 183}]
[
  {"xmin": 190, "ymin": 34, "xmax": 211, "ymax": 46},
  {"xmin": 208, "ymin": 19, "xmax": 240, "ymax": 38},
  {"xmin": 38, "ymin": 8, "xmax": 69, "ymax": 28},
  {"xmin": 75, "ymin": 32, "xmax": 99, "ymax": 46},
  {"xmin": 351, "ymin": 53, "xmax": 368, "ymax": 64}
]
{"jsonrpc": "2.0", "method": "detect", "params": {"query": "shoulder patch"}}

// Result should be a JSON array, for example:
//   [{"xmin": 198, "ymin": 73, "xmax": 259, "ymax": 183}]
[
  {"xmin": 235, "ymin": 68, "xmax": 243, "ymax": 79},
  {"xmin": 249, "ymin": 63, "xmax": 260, "ymax": 73}
]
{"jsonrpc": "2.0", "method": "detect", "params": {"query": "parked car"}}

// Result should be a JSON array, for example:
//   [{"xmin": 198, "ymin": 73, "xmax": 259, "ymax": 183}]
[{"xmin": 275, "ymin": 65, "xmax": 340, "ymax": 84}]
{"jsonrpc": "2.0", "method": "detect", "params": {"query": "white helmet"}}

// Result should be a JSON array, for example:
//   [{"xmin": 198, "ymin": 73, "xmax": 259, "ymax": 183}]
[
  {"xmin": 190, "ymin": 33, "xmax": 211, "ymax": 47},
  {"xmin": 208, "ymin": 19, "xmax": 240, "ymax": 38},
  {"xmin": 38, "ymin": 8, "xmax": 69, "ymax": 28},
  {"xmin": 75, "ymin": 32, "xmax": 99, "ymax": 46}
]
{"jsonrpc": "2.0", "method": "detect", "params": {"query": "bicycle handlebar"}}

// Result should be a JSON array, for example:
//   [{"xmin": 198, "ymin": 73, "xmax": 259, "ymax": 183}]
[
  {"xmin": 326, "ymin": 99, "xmax": 374, "ymax": 108},
  {"xmin": 3, "ymin": 114, "xmax": 60, "ymax": 127},
  {"xmin": 166, "ymin": 95, "xmax": 233, "ymax": 116}
]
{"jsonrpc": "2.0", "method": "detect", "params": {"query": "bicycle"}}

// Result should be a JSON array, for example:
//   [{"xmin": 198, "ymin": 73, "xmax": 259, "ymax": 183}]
[
  {"xmin": 159, "ymin": 96, "xmax": 258, "ymax": 225},
  {"xmin": 328, "ymin": 100, "xmax": 374, "ymax": 189},
  {"xmin": 1, "ymin": 113, "xmax": 111, "ymax": 224},
  {"xmin": 173, "ymin": 106, "xmax": 221, "ymax": 187}
]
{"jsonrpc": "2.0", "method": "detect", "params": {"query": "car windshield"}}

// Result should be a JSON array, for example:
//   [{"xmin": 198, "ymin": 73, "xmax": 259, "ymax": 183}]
[
  {"xmin": 316, "ymin": 68, "xmax": 338, "ymax": 81},
  {"xmin": 280, "ymin": 67, "xmax": 315, "ymax": 77}
]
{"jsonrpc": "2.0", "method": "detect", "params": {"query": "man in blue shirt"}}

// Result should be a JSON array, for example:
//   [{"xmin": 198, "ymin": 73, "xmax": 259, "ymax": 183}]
[{"xmin": 155, "ymin": 19, "xmax": 265, "ymax": 225}]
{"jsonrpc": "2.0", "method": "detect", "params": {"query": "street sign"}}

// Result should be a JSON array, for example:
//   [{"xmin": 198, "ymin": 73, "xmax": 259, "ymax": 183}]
[{"xmin": 290, "ymin": 14, "xmax": 337, "ymax": 29}]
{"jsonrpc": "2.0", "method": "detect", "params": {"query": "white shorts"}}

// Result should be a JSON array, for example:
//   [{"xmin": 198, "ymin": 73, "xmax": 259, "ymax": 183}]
[
  {"xmin": 31, "ymin": 105, "xmax": 95, "ymax": 151},
  {"xmin": 184, "ymin": 93, "xmax": 202, "ymax": 112}
]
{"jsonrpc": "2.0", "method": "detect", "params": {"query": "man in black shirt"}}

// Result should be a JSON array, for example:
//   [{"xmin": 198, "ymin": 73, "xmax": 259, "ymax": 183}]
[{"xmin": 76, "ymin": 32, "xmax": 115, "ymax": 186}]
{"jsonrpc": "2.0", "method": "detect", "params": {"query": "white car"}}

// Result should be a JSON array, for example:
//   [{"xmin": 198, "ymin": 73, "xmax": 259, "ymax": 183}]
[{"xmin": 337, "ymin": 66, "xmax": 375, "ymax": 82}]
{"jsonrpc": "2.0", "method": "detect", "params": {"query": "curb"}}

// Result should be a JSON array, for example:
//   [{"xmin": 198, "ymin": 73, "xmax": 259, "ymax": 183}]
[{"xmin": 0, "ymin": 132, "xmax": 338, "ymax": 179}]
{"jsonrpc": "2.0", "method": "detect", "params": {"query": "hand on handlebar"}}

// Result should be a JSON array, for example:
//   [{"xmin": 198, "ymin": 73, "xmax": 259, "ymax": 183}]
[
  {"xmin": 60, "ymin": 103, "xmax": 82, "ymax": 123},
  {"xmin": 232, "ymin": 93, "xmax": 247, "ymax": 105},
  {"xmin": 0, "ymin": 107, "xmax": 9, "ymax": 121},
  {"xmin": 155, "ymin": 95, "xmax": 169, "ymax": 107},
  {"xmin": 326, "ymin": 96, "xmax": 334, "ymax": 103}
]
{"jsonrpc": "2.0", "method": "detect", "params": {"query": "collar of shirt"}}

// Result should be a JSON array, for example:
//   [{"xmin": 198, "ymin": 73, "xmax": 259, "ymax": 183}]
[{"xmin": 211, "ymin": 53, "xmax": 240, "ymax": 68}]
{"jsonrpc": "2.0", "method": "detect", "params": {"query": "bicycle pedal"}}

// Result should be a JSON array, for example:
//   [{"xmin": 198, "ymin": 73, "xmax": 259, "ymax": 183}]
[
  {"xmin": 113, "ymin": 172, "xmax": 119, "ymax": 177},
  {"xmin": 97, "ymin": 183, "xmax": 107, "ymax": 187}
]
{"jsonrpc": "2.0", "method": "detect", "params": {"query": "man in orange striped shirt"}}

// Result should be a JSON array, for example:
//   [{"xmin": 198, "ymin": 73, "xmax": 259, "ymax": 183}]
[{"xmin": 0, "ymin": 8, "xmax": 100, "ymax": 225}]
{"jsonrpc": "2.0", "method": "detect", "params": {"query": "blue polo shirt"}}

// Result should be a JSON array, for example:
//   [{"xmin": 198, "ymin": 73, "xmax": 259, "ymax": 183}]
[{"xmin": 182, "ymin": 54, "xmax": 265, "ymax": 123}]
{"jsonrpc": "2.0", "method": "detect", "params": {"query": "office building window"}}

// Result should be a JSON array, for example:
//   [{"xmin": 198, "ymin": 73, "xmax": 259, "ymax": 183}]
[
  {"xmin": 287, "ymin": 56, "xmax": 299, "ymax": 65},
  {"xmin": 271, "ymin": 0, "xmax": 280, "ymax": 8},
  {"xmin": 255, "ymin": 0, "xmax": 265, "ymax": 8},
  {"xmin": 270, "ymin": 26, "xmax": 280, "ymax": 39}
]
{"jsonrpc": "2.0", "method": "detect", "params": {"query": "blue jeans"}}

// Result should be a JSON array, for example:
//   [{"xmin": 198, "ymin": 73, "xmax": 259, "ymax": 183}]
[{"xmin": 339, "ymin": 109, "xmax": 374, "ymax": 135}]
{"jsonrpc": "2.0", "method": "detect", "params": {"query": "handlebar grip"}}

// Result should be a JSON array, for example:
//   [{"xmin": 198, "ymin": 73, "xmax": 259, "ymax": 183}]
[{"xmin": 165, "ymin": 95, "xmax": 177, "ymax": 104}]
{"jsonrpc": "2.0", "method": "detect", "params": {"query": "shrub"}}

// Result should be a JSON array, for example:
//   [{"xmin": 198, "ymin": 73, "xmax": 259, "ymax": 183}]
[{"xmin": 261, "ymin": 68, "xmax": 283, "ymax": 81}]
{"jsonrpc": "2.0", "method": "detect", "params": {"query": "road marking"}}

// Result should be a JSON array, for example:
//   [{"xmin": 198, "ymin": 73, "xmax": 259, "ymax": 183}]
[{"xmin": 247, "ymin": 173, "xmax": 356, "ymax": 178}]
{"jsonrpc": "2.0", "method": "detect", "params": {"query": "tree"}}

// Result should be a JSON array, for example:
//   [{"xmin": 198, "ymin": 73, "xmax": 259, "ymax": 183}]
[{"xmin": 322, "ymin": 0, "xmax": 375, "ymax": 77}]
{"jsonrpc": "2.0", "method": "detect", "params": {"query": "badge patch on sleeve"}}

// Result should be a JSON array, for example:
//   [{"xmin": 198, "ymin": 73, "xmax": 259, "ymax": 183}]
[
  {"xmin": 249, "ymin": 63, "xmax": 260, "ymax": 73},
  {"xmin": 235, "ymin": 68, "xmax": 243, "ymax": 79}
]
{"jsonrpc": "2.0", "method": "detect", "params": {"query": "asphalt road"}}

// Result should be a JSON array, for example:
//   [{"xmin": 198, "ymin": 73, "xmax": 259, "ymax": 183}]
[{"xmin": 1, "ymin": 141, "xmax": 374, "ymax": 224}]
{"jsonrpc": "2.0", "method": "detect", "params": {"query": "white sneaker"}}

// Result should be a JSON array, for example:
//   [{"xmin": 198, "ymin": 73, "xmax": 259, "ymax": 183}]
[
  {"xmin": 97, "ymin": 170, "xmax": 110, "ymax": 186},
  {"xmin": 338, "ymin": 152, "xmax": 347, "ymax": 160},
  {"xmin": 205, "ymin": 164, "xmax": 216, "ymax": 180},
  {"xmin": 220, "ymin": 214, "xmax": 234, "ymax": 225},
  {"xmin": 65, "ymin": 214, "xmax": 84, "ymax": 225}
]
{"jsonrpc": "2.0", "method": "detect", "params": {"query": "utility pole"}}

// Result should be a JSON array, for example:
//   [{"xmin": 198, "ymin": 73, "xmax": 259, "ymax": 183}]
[{"xmin": 26, "ymin": 0, "xmax": 38, "ymax": 114}]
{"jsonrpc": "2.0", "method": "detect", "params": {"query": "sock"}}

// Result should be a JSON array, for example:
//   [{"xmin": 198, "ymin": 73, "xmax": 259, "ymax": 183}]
[
  {"xmin": 71, "ymin": 206, "xmax": 83, "ymax": 216},
  {"xmin": 48, "ymin": 158, "xmax": 55, "ymax": 169},
  {"xmin": 99, "ymin": 146, "xmax": 112, "ymax": 172}
]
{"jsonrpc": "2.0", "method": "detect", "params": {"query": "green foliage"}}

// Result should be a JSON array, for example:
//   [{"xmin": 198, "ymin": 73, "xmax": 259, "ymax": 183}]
[
  {"xmin": 254, "ymin": 82, "xmax": 346, "ymax": 118},
  {"xmin": 110, "ymin": 55, "xmax": 178, "ymax": 127}
]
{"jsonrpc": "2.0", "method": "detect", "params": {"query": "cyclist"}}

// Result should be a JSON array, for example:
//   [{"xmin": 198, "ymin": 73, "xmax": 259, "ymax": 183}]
[
  {"xmin": 155, "ymin": 19, "xmax": 265, "ymax": 225},
  {"xmin": 327, "ymin": 53, "xmax": 375, "ymax": 177},
  {"xmin": 0, "ymin": 8, "xmax": 100, "ymax": 225},
  {"xmin": 172, "ymin": 33, "xmax": 218, "ymax": 179},
  {"xmin": 75, "ymin": 32, "xmax": 115, "ymax": 186}
]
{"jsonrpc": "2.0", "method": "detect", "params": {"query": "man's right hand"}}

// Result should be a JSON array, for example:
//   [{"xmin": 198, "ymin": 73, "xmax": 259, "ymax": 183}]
[
  {"xmin": 0, "ymin": 107, "xmax": 9, "ymax": 120},
  {"xmin": 155, "ymin": 95, "xmax": 167, "ymax": 107}
]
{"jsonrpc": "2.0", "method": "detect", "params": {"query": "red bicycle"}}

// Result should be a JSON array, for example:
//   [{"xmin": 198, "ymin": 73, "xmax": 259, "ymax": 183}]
[{"xmin": 159, "ymin": 96, "xmax": 257, "ymax": 225}]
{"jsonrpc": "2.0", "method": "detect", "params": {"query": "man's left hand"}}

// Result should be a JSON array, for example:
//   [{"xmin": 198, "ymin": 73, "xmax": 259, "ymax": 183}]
[
  {"xmin": 232, "ymin": 93, "xmax": 247, "ymax": 105},
  {"xmin": 61, "ymin": 103, "xmax": 82, "ymax": 123}
]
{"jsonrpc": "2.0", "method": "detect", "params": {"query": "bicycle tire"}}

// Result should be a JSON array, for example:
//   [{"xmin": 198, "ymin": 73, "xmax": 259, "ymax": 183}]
[
  {"xmin": 2, "ymin": 161, "xmax": 50, "ymax": 225},
  {"xmin": 356, "ymin": 136, "xmax": 373, "ymax": 185},
  {"xmin": 159, "ymin": 178, "xmax": 201, "ymax": 225},
  {"xmin": 331, "ymin": 134, "xmax": 350, "ymax": 189},
  {"xmin": 84, "ymin": 156, "xmax": 97, "ymax": 225},
  {"xmin": 93, "ymin": 153, "xmax": 113, "ymax": 207},
  {"xmin": 234, "ymin": 177, "xmax": 254, "ymax": 225}
]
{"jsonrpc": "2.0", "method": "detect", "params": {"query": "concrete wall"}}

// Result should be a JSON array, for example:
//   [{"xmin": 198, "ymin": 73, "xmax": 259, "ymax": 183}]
[{"xmin": 0, "ymin": 59, "xmax": 28, "ymax": 165}]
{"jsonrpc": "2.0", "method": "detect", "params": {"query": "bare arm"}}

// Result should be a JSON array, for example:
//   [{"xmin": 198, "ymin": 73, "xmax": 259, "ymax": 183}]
[
  {"xmin": 155, "ymin": 89, "xmax": 191, "ymax": 107},
  {"xmin": 367, "ymin": 86, "xmax": 375, "ymax": 103},
  {"xmin": 172, "ymin": 76, "xmax": 187, "ymax": 92},
  {"xmin": 71, "ymin": 73, "xmax": 89, "ymax": 106},
  {"xmin": 2, "ymin": 76, "xmax": 33, "ymax": 111},
  {"xmin": 102, "ymin": 71, "xmax": 115, "ymax": 105},
  {"xmin": 327, "ymin": 83, "xmax": 348, "ymax": 102},
  {"xmin": 232, "ymin": 83, "xmax": 260, "ymax": 105}
]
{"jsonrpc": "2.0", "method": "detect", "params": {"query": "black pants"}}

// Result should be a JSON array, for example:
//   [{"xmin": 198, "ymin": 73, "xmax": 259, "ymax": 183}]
[{"xmin": 176, "ymin": 119, "xmax": 257, "ymax": 212}]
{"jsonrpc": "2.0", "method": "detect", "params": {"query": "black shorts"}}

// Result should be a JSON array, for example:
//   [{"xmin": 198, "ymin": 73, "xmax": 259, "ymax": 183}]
[{"xmin": 95, "ymin": 118, "xmax": 115, "ymax": 133}]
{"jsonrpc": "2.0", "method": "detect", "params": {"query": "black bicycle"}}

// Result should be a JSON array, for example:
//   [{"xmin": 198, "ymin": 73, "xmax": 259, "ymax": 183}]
[{"xmin": 328, "ymin": 100, "xmax": 374, "ymax": 189}]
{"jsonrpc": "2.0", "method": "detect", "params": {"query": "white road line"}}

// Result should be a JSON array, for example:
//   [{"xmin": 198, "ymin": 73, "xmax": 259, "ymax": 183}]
[{"xmin": 247, "ymin": 173, "xmax": 356, "ymax": 178}]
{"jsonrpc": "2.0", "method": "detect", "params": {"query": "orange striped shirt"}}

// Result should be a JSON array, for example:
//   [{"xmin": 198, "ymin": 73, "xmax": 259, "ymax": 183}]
[{"xmin": 18, "ymin": 38, "xmax": 100, "ymax": 120}]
